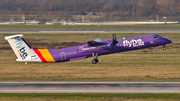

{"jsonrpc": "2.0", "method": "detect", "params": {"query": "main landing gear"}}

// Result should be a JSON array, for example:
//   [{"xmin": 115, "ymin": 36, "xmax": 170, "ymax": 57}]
[
  {"xmin": 163, "ymin": 45, "xmax": 166, "ymax": 50},
  {"xmin": 92, "ymin": 53, "xmax": 98, "ymax": 64},
  {"xmin": 92, "ymin": 59, "xmax": 99, "ymax": 64}
]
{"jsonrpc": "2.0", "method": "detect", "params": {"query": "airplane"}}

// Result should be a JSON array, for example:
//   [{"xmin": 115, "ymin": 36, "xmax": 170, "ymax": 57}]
[{"xmin": 5, "ymin": 34, "xmax": 172, "ymax": 64}]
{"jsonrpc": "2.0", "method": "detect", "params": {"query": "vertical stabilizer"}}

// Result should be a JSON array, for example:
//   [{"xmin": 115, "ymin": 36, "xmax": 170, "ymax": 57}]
[{"xmin": 5, "ymin": 34, "xmax": 41, "ymax": 62}]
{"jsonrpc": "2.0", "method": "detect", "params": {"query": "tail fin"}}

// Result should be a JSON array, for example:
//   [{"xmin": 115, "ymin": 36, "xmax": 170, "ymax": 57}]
[{"xmin": 5, "ymin": 34, "xmax": 41, "ymax": 62}]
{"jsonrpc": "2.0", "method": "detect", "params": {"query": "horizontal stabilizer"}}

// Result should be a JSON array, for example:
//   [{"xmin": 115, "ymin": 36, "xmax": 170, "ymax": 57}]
[{"xmin": 5, "ymin": 34, "xmax": 23, "ymax": 40}]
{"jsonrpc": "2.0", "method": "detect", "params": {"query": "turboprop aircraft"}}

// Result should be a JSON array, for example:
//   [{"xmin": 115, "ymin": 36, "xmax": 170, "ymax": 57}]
[{"xmin": 5, "ymin": 34, "xmax": 172, "ymax": 64}]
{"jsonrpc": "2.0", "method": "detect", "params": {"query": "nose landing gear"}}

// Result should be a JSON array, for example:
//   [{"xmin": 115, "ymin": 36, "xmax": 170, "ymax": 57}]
[
  {"xmin": 92, "ymin": 53, "xmax": 98, "ymax": 64},
  {"xmin": 163, "ymin": 45, "xmax": 166, "ymax": 50}
]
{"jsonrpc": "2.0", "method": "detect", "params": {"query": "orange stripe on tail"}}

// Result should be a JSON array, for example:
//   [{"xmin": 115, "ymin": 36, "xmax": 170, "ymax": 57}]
[
  {"xmin": 33, "ymin": 49, "xmax": 47, "ymax": 62},
  {"xmin": 34, "ymin": 49, "xmax": 56, "ymax": 63}
]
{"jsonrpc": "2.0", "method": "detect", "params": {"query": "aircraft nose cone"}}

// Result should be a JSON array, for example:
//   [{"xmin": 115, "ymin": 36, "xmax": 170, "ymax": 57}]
[
  {"xmin": 154, "ymin": 38, "xmax": 172, "ymax": 45},
  {"xmin": 163, "ymin": 38, "xmax": 172, "ymax": 44}
]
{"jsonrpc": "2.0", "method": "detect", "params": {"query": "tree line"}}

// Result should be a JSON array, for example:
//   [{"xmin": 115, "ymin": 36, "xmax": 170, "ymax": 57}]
[{"xmin": 0, "ymin": 0, "xmax": 180, "ymax": 17}]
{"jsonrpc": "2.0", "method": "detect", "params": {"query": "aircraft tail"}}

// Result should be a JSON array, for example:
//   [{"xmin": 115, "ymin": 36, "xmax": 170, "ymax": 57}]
[{"xmin": 5, "ymin": 34, "xmax": 41, "ymax": 62}]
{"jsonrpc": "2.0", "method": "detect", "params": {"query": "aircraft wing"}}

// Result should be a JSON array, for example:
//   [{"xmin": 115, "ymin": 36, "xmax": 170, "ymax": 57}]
[
  {"xmin": 87, "ymin": 39, "xmax": 107, "ymax": 47},
  {"xmin": 87, "ymin": 40, "xmax": 100, "ymax": 46}
]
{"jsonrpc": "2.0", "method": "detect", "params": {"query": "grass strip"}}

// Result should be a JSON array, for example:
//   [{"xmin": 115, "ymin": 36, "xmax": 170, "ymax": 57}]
[{"xmin": 0, "ymin": 93, "xmax": 180, "ymax": 101}]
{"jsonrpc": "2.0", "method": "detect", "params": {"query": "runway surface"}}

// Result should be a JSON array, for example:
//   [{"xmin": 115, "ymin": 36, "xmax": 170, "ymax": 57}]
[
  {"xmin": 0, "ymin": 30, "xmax": 180, "ymax": 33},
  {"xmin": 1, "ymin": 82, "xmax": 180, "ymax": 93}
]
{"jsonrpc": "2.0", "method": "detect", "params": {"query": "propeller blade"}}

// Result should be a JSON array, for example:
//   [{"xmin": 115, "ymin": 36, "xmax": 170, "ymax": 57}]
[
  {"xmin": 114, "ymin": 34, "xmax": 116, "ymax": 40},
  {"xmin": 112, "ymin": 33, "xmax": 118, "ymax": 52},
  {"xmin": 112, "ymin": 34, "xmax": 118, "ymax": 45},
  {"xmin": 114, "ymin": 45, "xmax": 116, "ymax": 51}
]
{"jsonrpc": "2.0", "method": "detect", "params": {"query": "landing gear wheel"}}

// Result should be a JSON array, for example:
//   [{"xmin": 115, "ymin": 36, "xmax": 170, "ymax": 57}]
[
  {"xmin": 163, "ymin": 45, "xmax": 166, "ymax": 50},
  {"xmin": 92, "ymin": 53, "xmax": 99, "ymax": 64},
  {"xmin": 95, "ymin": 59, "xmax": 98, "ymax": 63},
  {"xmin": 92, "ymin": 59, "xmax": 99, "ymax": 64}
]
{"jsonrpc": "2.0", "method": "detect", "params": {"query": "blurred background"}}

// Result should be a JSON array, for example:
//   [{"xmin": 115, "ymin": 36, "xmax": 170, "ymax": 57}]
[{"xmin": 0, "ymin": 0, "xmax": 180, "ymax": 24}]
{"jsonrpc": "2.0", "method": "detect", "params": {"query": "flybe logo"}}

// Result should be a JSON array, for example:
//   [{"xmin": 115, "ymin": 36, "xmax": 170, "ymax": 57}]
[
  {"xmin": 123, "ymin": 39, "xmax": 144, "ymax": 47},
  {"xmin": 15, "ymin": 39, "xmax": 28, "ymax": 59}
]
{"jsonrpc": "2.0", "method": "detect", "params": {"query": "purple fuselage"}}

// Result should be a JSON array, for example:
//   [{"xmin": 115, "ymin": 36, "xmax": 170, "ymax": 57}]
[{"xmin": 47, "ymin": 34, "xmax": 172, "ymax": 62}]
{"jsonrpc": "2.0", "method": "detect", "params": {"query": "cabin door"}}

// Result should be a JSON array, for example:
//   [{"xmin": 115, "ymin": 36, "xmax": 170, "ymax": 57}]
[{"xmin": 60, "ymin": 52, "xmax": 66, "ymax": 61}]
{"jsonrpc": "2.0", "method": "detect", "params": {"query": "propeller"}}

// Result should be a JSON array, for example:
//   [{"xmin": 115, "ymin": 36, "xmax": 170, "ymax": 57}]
[{"xmin": 112, "ymin": 33, "xmax": 118, "ymax": 51}]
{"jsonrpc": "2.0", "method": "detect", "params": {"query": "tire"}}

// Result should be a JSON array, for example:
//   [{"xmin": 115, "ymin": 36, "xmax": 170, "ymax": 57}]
[
  {"xmin": 92, "ymin": 59, "xmax": 96, "ymax": 64},
  {"xmin": 163, "ymin": 47, "xmax": 166, "ymax": 50},
  {"xmin": 163, "ymin": 45, "xmax": 166, "ymax": 50},
  {"xmin": 95, "ymin": 59, "xmax": 99, "ymax": 63},
  {"xmin": 92, "ymin": 59, "xmax": 98, "ymax": 64}
]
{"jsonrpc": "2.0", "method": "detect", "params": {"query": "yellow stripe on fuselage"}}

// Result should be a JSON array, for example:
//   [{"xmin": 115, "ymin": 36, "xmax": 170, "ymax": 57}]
[{"xmin": 38, "ymin": 49, "xmax": 56, "ymax": 63}]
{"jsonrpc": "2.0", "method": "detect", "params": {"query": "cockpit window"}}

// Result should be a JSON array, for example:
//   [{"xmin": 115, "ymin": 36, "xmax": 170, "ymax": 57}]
[{"xmin": 153, "ymin": 35, "xmax": 162, "ymax": 39}]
